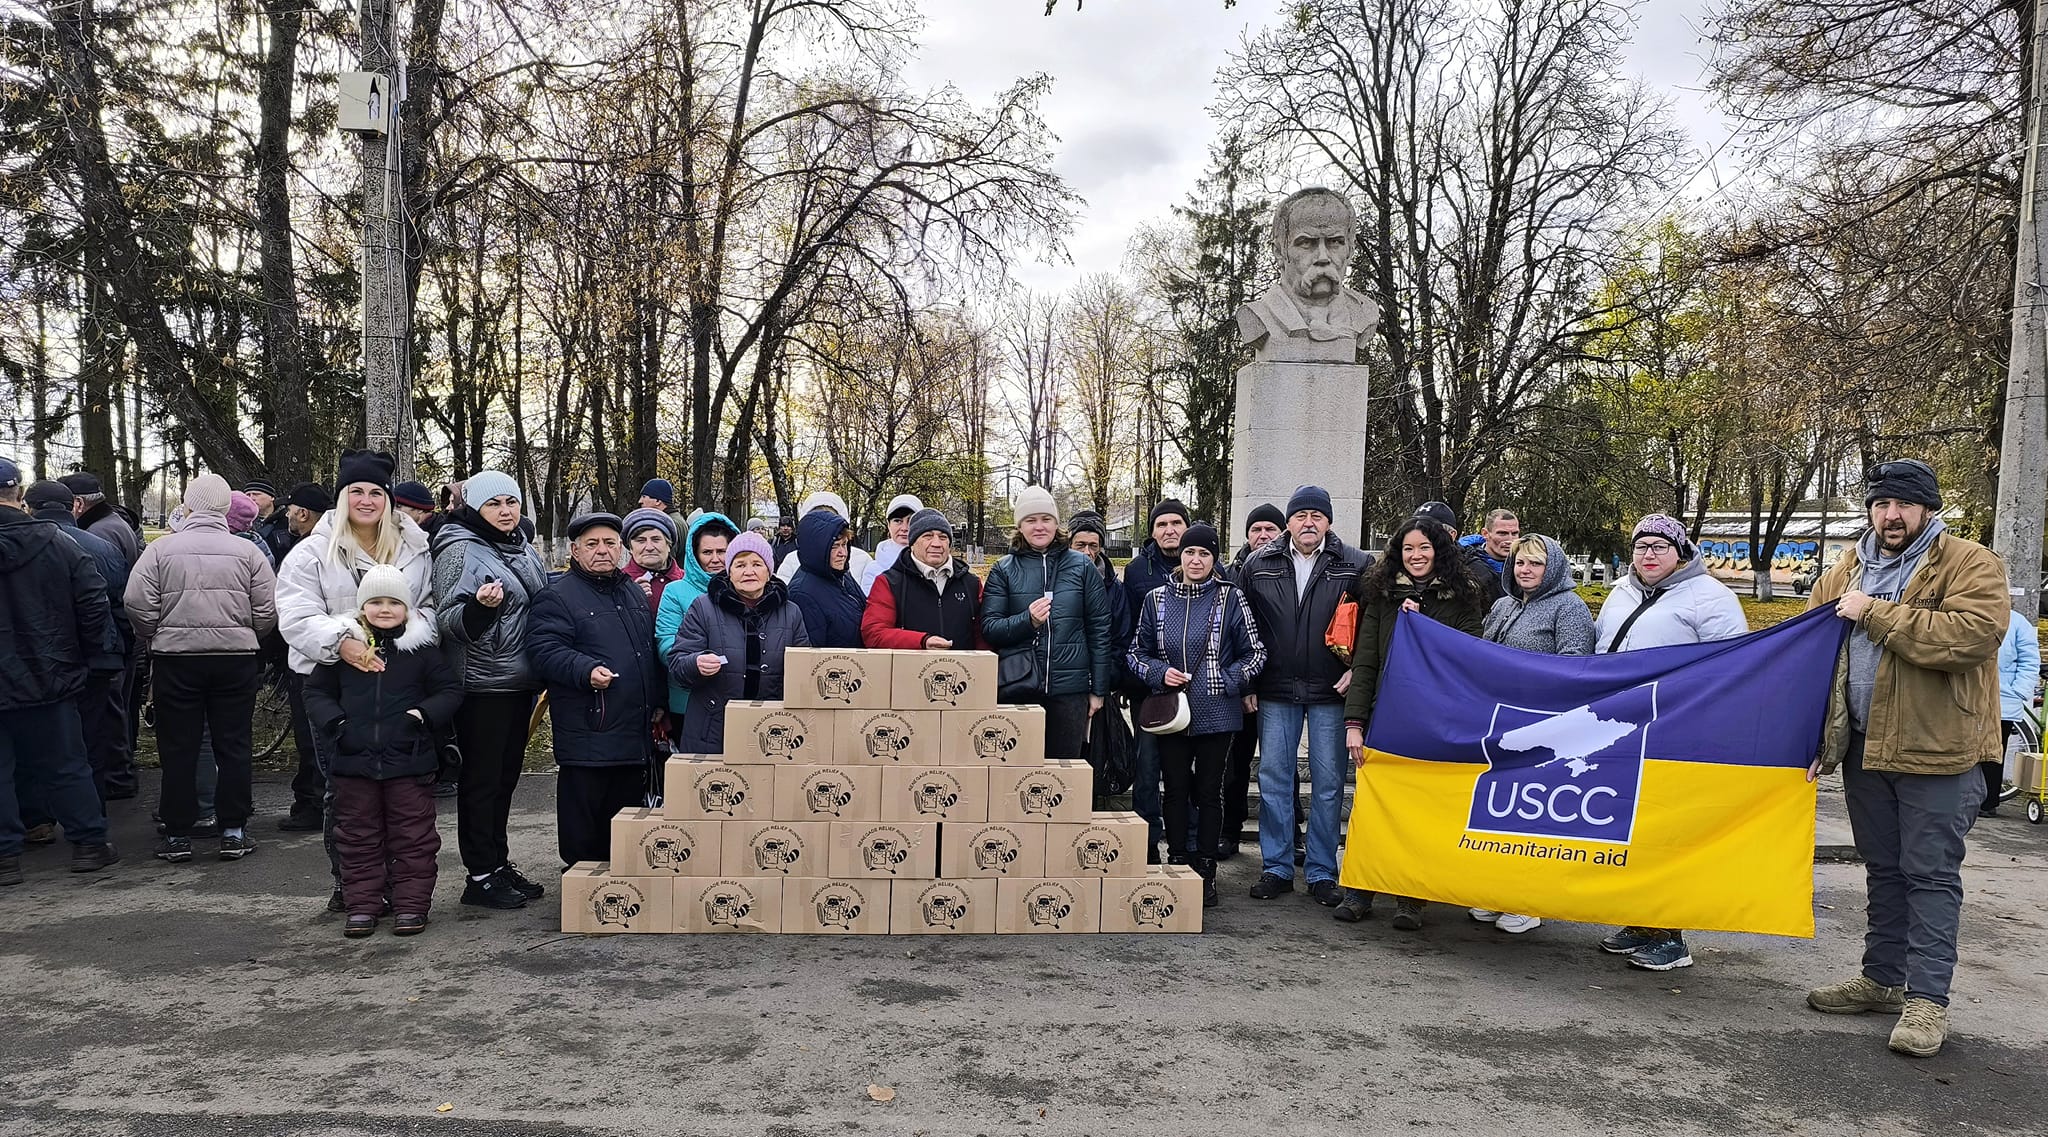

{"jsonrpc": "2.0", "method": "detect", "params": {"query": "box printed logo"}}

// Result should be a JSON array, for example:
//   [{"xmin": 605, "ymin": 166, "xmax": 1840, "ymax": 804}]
[
  {"xmin": 750, "ymin": 826, "xmax": 807, "ymax": 873},
  {"xmin": 754, "ymin": 712, "xmax": 809, "ymax": 757},
  {"xmin": 1470, "ymin": 683, "xmax": 1657, "ymax": 845},
  {"xmin": 801, "ymin": 770, "xmax": 856, "ymax": 817},
  {"xmin": 969, "ymin": 716, "xmax": 1021, "ymax": 761},
  {"xmin": 814, "ymin": 658, "xmax": 866, "ymax": 704},
  {"xmin": 911, "ymin": 773, "xmax": 962, "ymax": 814},
  {"xmin": 588, "ymin": 880, "xmax": 647, "ymax": 928},
  {"xmin": 1069, "ymin": 826, "xmax": 1122, "ymax": 872},
  {"xmin": 1126, "ymin": 887, "xmax": 1177, "ymax": 929},
  {"xmin": 694, "ymin": 769, "xmax": 751, "ymax": 816},
  {"xmin": 1025, "ymin": 882, "xmax": 1076, "ymax": 929},
  {"xmin": 859, "ymin": 826, "xmax": 915, "ymax": 874},
  {"xmin": 639, "ymin": 824, "xmax": 698, "ymax": 873},
  {"xmin": 812, "ymin": 884, "xmax": 866, "ymax": 931},
  {"xmin": 917, "ymin": 661, "xmax": 972, "ymax": 706},
  {"xmin": 917, "ymin": 884, "xmax": 971, "ymax": 930},
  {"xmin": 702, "ymin": 882, "xmax": 758, "ymax": 929},
  {"xmin": 971, "ymin": 827, "xmax": 1022, "ymax": 872},
  {"xmin": 1016, "ymin": 772, "xmax": 1068, "ymax": 817},
  {"xmin": 861, "ymin": 714, "xmax": 915, "ymax": 761}
]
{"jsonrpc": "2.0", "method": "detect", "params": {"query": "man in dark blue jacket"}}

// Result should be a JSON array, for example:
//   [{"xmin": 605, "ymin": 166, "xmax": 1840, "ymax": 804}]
[
  {"xmin": 1237, "ymin": 485, "xmax": 1368, "ymax": 904},
  {"xmin": 27, "ymin": 480, "xmax": 132, "ymax": 801},
  {"xmin": 0, "ymin": 459, "xmax": 119, "ymax": 885},
  {"xmin": 1119, "ymin": 499, "xmax": 1190, "ymax": 860},
  {"xmin": 526, "ymin": 512, "xmax": 663, "ymax": 865}
]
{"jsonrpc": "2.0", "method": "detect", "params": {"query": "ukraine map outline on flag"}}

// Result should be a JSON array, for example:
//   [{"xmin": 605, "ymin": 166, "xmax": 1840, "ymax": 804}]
[{"xmin": 1340, "ymin": 607, "xmax": 1849, "ymax": 938}]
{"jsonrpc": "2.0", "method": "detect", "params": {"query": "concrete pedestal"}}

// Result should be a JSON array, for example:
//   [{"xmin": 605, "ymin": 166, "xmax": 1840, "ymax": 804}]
[{"xmin": 1229, "ymin": 361, "xmax": 1369, "ymax": 543}]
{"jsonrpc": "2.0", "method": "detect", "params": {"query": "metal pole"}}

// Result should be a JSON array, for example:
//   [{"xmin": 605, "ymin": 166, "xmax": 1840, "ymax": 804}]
[{"xmin": 358, "ymin": 0, "xmax": 413, "ymax": 477}]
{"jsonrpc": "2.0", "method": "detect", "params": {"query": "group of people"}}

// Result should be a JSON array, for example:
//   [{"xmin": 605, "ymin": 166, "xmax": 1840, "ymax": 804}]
[{"xmin": 0, "ymin": 451, "xmax": 2037, "ymax": 1057}]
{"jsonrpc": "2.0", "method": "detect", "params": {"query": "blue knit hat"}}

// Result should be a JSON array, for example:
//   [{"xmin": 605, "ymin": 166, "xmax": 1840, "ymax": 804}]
[{"xmin": 640, "ymin": 478, "xmax": 676, "ymax": 508}]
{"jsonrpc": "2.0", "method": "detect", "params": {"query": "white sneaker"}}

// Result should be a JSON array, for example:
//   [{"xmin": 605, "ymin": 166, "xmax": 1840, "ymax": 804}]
[
  {"xmin": 1469, "ymin": 908, "xmax": 1501, "ymax": 923},
  {"xmin": 1494, "ymin": 913, "xmax": 1542, "ymax": 934}
]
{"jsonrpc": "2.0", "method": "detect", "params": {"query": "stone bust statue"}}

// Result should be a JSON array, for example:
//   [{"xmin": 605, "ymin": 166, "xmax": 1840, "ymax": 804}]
[{"xmin": 1235, "ymin": 187, "xmax": 1380, "ymax": 363}]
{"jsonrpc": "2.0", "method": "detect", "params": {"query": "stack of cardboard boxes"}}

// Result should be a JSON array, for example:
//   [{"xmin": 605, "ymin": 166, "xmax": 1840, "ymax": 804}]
[{"xmin": 562, "ymin": 647, "xmax": 1204, "ymax": 935}]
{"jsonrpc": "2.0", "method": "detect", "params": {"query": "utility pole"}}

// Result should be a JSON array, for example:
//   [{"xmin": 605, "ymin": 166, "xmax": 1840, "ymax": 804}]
[{"xmin": 357, "ymin": 0, "xmax": 414, "ymax": 477}]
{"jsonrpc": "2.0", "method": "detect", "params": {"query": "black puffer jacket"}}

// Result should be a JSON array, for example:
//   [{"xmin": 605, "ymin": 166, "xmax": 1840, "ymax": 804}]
[
  {"xmin": 982, "ymin": 538, "xmax": 1112, "ymax": 697},
  {"xmin": 1239, "ymin": 533, "xmax": 1369, "ymax": 704},
  {"xmin": 526, "ymin": 564, "xmax": 664, "ymax": 767},
  {"xmin": 0, "ymin": 507, "xmax": 112, "ymax": 710},
  {"xmin": 301, "ymin": 620, "xmax": 463, "ymax": 779}
]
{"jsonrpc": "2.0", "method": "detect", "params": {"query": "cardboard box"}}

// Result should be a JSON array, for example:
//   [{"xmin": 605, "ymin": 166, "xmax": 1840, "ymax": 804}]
[
  {"xmin": 781, "ymin": 648, "xmax": 895, "ymax": 710},
  {"xmin": 1046, "ymin": 812, "xmax": 1150, "ymax": 878},
  {"xmin": 987, "ymin": 760, "xmax": 1095, "ymax": 824},
  {"xmin": 2018, "ymin": 751, "xmax": 2045, "ymax": 795},
  {"xmin": 889, "ymin": 878, "xmax": 998, "ymax": 935},
  {"xmin": 664, "ymin": 758, "xmax": 774, "ymax": 821},
  {"xmin": 609, "ymin": 808, "xmax": 722, "ymax": 877},
  {"xmin": 772, "ymin": 765, "xmax": 882, "ymax": 823},
  {"xmin": 828, "ymin": 821, "xmax": 939, "ymax": 879},
  {"xmin": 833, "ymin": 709, "xmax": 940, "ymax": 767},
  {"xmin": 1099, "ymin": 867, "xmax": 1204, "ymax": 933},
  {"xmin": 675, "ymin": 876, "xmax": 785, "ymax": 933},
  {"xmin": 719, "ymin": 821, "xmax": 829, "ymax": 878},
  {"xmin": 891, "ymin": 650, "xmax": 999, "ymax": 711},
  {"xmin": 939, "ymin": 707, "xmax": 1046, "ymax": 767},
  {"xmin": 560, "ymin": 862, "xmax": 674, "ymax": 934},
  {"xmin": 995, "ymin": 877, "xmax": 1102, "ymax": 934},
  {"xmin": 782, "ymin": 878, "xmax": 892, "ymax": 934},
  {"xmin": 879, "ymin": 765, "xmax": 988, "ymax": 823},
  {"xmin": 723, "ymin": 702, "xmax": 834, "ymax": 763},
  {"xmin": 937, "ymin": 820, "xmax": 1046, "ymax": 878}
]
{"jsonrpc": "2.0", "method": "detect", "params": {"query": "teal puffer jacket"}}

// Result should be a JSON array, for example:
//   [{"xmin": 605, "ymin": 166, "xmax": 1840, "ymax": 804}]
[{"xmin": 981, "ymin": 540, "xmax": 1113, "ymax": 698}]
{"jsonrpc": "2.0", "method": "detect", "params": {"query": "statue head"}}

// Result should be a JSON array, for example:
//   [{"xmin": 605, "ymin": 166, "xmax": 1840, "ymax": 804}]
[{"xmin": 1271, "ymin": 188, "xmax": 1357, "ymax": 307}]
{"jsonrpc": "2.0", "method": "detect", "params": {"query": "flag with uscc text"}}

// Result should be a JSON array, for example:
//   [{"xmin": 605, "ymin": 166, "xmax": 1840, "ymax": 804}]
[{"xmin": 1340, "ymin": 607, "xmax": 1848, "ymax": 937}]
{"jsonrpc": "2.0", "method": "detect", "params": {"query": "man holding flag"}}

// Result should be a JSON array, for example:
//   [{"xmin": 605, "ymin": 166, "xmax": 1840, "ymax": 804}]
[{"xmin": 1803, "ymin": 459, "xmax": 2008, "ymax": 1059}]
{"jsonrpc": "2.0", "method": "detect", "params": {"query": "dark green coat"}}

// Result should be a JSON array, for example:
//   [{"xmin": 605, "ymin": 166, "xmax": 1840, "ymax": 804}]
[
  {"xmin": 1343, "ymin": 575, "xmax": 1486, "ymax": 727},
  {"xmin": 982, "ymin": 541, "xmax": 1113, "ymax": 697}
]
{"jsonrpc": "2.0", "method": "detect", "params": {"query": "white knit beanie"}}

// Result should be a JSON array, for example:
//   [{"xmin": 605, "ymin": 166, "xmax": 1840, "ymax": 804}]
[
  {"xmin": 1013, "ymin": 485, "xmax": 1058, "ymax": 526},
  {"xmin": 183, "ymin": 473, "xmax": 232, "ymax": 515},
  {"xmin": 356, "ymin": 564, "xmax": 411, "ymax": 612}
]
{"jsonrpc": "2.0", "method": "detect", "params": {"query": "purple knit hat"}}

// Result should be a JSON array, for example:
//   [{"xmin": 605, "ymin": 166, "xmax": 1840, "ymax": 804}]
[
  {"xmin": 725, "ymin": 530, "xmax": 776, "ymax": 571},
  {"xmin": 227, "ymin": 491, "xmax": 260, "ymax": 534},
  {"xmin": 1631, "ymin": 513, "xmax": 1691, "ymax": 554}
]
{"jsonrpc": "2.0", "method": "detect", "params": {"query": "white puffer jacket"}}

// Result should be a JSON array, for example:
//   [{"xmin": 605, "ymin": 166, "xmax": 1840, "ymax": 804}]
[
  {"xmin": 276, "ymin": 510, "xmax": 434, "ymax": 674},
  {"xmin": 1593, "ymin": 555, "xmax": 1748, "ymax": 652}
]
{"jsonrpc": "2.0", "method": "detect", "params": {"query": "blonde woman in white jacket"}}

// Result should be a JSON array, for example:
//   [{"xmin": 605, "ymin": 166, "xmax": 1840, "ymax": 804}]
[{"xmin": 274, "ymin": 450, "xmax": 434, "ymax": 903}]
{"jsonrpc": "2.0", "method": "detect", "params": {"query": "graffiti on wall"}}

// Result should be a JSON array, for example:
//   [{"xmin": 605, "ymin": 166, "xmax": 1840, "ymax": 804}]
[{"xmin": 1699, "ymin": 537, "xmax": 1843, "ymax": 585}]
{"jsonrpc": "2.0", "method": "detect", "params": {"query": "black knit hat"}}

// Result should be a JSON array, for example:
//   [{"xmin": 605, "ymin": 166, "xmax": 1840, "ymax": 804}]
[
  {"xmin": 1149, "ymin": 498, "xmax": 1189, "ymax": 528},
  {"xmin": 1068, "ymin": 510, "xmax": 1107, "ymax": 538},
  {"xmin": 392, "ymin": 480, "xmax": 434, "ymax": 510},
  {"xmin": 1414, "ymin": 500, "xmax": 1458, "ymax": 531},
  {"xmin": 1864, "ymin": 458, "xmax": 1943, "ymax": 510},
  {"xmin": 287, "ymin": 482, "xmax": 333, "ymax": 512},
  {"xmin": 1181, "ymin": 523, "xmax": 1221, "ymax": 560},
  {"xmin": 242, "ymin": 479, "xmax": 277, "ymax": 499},
  {"xmin": 336, "ymin": 448, "xmax": 395, "ymax": 494},
  {"xmin": 1288, "ymin": 485, "xmax": 1335, "ymax": 521},
  {"xmin": 1245, "ymin": 503, "xmax": 1285, "ymax": 535}
]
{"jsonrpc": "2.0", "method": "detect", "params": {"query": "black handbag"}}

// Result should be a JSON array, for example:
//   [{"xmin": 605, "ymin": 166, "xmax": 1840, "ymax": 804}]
[{"xmin": 997, "ymin": 646, "xmax": 1041, "ymax": 703}]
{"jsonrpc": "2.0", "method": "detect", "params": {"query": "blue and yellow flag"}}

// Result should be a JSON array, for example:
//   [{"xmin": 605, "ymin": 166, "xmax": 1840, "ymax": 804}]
[{"xmin": 1340, "ymin": 607, "xmax": 1847, "ymax": 937}]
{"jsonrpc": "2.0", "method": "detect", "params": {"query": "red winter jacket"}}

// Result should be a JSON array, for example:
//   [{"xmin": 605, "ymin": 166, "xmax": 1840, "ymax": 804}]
[{"xmin": 861, "ymin": 560, "xmax": 989, "ymax": 651}]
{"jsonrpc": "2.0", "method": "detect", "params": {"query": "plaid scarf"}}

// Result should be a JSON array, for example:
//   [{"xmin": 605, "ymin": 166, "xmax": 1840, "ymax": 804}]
[{"xmin": 1158, "ymin": 574, "xmax": 1229, "ymax": 697}]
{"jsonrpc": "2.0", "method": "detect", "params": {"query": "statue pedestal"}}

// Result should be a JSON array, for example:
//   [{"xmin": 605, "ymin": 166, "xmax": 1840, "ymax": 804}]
[{"xmin": 1229, "ymin": 361, "xmax": 1369, "ymax": 543}]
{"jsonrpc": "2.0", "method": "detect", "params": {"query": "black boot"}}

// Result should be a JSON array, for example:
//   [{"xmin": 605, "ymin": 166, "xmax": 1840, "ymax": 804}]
[{"xmin": 1194, "ymin": 856, "xmax": 1218, "ymax": 907}]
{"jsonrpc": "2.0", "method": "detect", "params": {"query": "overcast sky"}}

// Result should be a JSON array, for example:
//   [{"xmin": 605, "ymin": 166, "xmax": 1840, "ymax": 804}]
[{"xmin": 904, "ymin": 0, "xmax": 1729, "ymax": 293}]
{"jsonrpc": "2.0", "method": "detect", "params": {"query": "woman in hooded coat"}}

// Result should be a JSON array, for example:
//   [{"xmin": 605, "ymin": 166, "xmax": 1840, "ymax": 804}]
[
  {"xmin": 786, "ymin": 510, "xmax": 866, "ymax": 648},
  {"xmin": 654, "ymin": 512, "xmax": 738, "ymax": 719}
]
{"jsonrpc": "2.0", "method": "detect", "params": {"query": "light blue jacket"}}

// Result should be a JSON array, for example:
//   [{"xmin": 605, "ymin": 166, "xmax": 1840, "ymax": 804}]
[{"xmin": 2000, "ymin": 608, "xmax": 2043, "ymax": 721}]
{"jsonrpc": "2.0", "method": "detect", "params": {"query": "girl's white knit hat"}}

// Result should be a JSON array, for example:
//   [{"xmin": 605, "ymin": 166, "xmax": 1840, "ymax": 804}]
[{"xmin": 356, "ymin": 564, "xmax": 411, "ymax": 611}]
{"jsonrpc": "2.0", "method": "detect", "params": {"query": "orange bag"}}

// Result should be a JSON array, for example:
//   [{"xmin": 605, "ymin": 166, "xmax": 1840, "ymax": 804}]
[{"xmin": 1325, "ymin": 597, "xmax": 1359, "ymax": 665}]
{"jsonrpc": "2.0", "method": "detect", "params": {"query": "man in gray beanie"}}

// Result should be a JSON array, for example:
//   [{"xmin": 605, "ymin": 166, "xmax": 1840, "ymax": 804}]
[
  {"xmin": 1803, "ymin": 458, "xmax": 2009, "ymax": 1057},
  {"xmin": 862, "ymin": 508, "xmax": 986, "ymax": 650}
]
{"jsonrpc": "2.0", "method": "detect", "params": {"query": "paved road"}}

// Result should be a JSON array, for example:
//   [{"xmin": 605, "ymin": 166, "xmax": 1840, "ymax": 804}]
[{"xmin": 4, "ymin": 772, "xmax": 2044, "ymax": 1136}]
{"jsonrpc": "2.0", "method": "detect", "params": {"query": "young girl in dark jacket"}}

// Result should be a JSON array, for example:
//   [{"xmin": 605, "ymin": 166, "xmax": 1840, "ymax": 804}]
[
  {"xmin": 1334, "ymin": 517, "xmax": 1486, "ymax": 931},
  {"xmin": 302, "ymin": 565, "xmax": 462, "ymax": 938},
  {"xmin": 1126, "ymin": 525, "xmax": 1267, "ymax": 906}
]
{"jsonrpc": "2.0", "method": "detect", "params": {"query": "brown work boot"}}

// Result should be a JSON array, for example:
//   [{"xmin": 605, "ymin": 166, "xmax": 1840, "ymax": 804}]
[
  {"xmin": 1888, "ymin": 999, "xmax": 1948, "ymax": 1057},
  {"xmin": 1806, "ymin": 975, "xmax": 1905, "ymax": 1015}
]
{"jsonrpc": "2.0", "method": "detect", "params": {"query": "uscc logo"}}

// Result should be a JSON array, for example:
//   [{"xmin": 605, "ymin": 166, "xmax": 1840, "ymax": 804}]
[{"xmin": 1471, "ymin": 684, "xmax": 1656, "ymax": 845}]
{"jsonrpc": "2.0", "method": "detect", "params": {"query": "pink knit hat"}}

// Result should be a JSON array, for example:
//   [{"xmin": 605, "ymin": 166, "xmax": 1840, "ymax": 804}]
[
  {"xmin": 725, "ymin": 531, "xmax": 776, "ymax": 572},
  {"xmin": 227, "ymin": 491, "xmax": 260, "ymax": 534}
]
